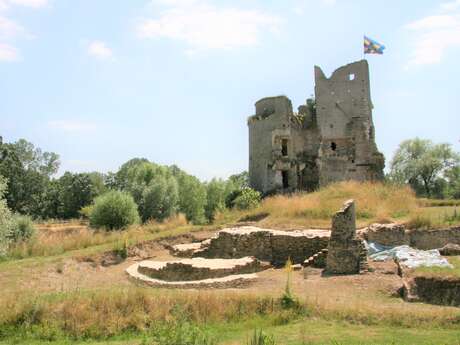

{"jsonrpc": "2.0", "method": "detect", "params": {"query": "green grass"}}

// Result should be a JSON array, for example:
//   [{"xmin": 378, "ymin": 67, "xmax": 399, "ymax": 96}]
[
  {"xmin": 414, "ymin": 256, "xmax": 460, "ymax": 278},
  {"xmin": 2, "ymin": 318, "xmax": 460, "ymax": 345}
]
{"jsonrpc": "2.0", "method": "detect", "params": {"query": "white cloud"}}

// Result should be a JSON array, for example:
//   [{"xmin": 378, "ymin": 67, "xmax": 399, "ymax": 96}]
[
  {"xmin": 48, "ymin": 120, "xmax": 97, "ymax": 133},
  {"xmin": 441, "ymin": 0, "xmax": 460, "ymax": 11},
  {"xmin": 8, "ymin": 0, "xmax": 47, "ymax": 8},
  {"xmin": 87, "ymin": 40, "xmax": 113, "ymax": 60},
  {"xmin": 0, "ymin": 0, "xmax": 47, "ymax": 62},
  {"xmin": 0, "ymin": 1, "xmax": 9, "ymax": 12},
  {"xmin": 405, "ymin": 2, "xmax": 460, "ymax": 67},
  {"xmin": 0, "ymin": 15, "xmax": 27, "ymax": 39},
  {"xmin": 137, "ymin": 1, "xmax": 281, "ymax": 54},
  {"xmin": 0, "ymin": 42, "xmax": 18, "ymax": 61},
  {"xmin": 292, "ymin": 0, "xmax": 336, "ymax": 16}
]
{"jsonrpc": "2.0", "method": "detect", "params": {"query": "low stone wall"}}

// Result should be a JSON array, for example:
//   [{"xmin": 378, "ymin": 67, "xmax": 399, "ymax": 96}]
[
  {"xmin": 196, "ymin": 226, "xmax": 330, "ymax": 266},
  {"xmin": 364, "ymin": 223, "xmax": 409, "ymax": 246},
  {"xmin": 137, "ymin": 257, "xmax": 263, "ymax": 282},
  {"xmin": 126, "ymin": 262, "xmax": 259, "ymax": 289},
  {"xmin": 402, "ymin": 275, "xmax": 460, "ymax": 306},
  {"xmin": 409, "ymin": 226, "xmax": 460, "ymax": 250},
  {"xmin": 361, "ymin": 224, "xmax": 460, "ymax": 250}
]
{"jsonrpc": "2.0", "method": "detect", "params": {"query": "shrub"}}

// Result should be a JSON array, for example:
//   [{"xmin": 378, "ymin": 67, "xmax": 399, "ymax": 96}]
[
  {"xmin": 89, "ymin": 191, "xmax": 140, "ymax": 230},
  {"xmin": 233, "ymin": 188, "xmax": 261, "ymax": 210},
  {"xmin": 8, "ymin": 214, "xmax": 35, "ymax": 242},
  {"xmin": 79, "ymin": 205, "xmax": 93, "ymax": 219}
]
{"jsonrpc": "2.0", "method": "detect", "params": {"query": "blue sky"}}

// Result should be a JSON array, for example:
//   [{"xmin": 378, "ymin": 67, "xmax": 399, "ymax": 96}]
[{"xmin": 1, "ymin": 0, "xmax": 459, "ymax": 180}]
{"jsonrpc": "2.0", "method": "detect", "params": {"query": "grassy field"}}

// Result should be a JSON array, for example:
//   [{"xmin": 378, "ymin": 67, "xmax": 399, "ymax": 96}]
[
  {"xmin": 1, "ymin": 286, "xmax": 460, "ymax": 345},
  {"xmin": 240, "ymin": 181, "xmax": 460, "ymax": 229},
  {"xmin": 414, "ymin": 256, "xmax": 460, "ymax": 278},
  {"xmin": 2, "ymin": 182, "xmax": 460, "ymax": 345},
  {"xmin": 2, "ymin": 318, "xmax": 460, "ymax": 345}
]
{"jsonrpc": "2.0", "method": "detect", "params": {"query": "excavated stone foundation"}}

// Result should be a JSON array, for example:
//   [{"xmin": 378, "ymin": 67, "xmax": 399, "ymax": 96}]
[
  {"xmin": 402, "ymin": 275, "xmax": 460, "ymax": 306},
  {"xmin": 126, "ymin": 257, "xmax": 267, "ymax": 289},
  {"xmin": 361, "ymin": 224, "xmax": 460, "ymax": 250},
  {"xmin": 172, "ymin": 226, "xmax": 330, "ymax": 267}
]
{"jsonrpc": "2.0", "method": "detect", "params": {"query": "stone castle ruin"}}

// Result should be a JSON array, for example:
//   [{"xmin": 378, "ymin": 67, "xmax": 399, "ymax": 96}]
[{"xmin": 248, "ymin": 60, "xmax": 385, "ymax": 194}]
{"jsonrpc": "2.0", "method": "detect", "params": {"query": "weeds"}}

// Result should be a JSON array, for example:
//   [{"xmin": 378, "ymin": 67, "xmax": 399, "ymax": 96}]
[
  {"xmin": 145, "ymin": 320, "xmax": 217, "ymax": 345},
  {"xmin": 247, "ymin": 329, "xmax": 276, "ymax": 345},
  {"xmin": 280, "ymin": 258, "xmax": 299, "ymax": 310}
]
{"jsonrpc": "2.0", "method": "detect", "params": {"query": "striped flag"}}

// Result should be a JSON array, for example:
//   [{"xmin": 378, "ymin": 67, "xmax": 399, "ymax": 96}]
[{"xmin": 364, "ymin": 35, "xmax": 385, "ymax": 54}]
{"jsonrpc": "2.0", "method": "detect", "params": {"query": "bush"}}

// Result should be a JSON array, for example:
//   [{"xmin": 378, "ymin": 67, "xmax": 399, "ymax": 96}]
[
  {"xmin": 9, "ymin": 214, "xmax": 35, "ymax": 242},
  {"xmin": 79, "ymin": 205, "xmax": 93, "ymax": 219},
  {"xmin": 233, "ymin": 188, "xmax": 261, "ymax": 210},
  {"xmin": 89, "ymin": 191, "xmax": 140, "ymax": 230}
]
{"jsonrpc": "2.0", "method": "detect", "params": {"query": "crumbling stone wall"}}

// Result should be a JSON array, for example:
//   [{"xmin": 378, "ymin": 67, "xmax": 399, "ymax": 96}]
[
  {"xmin": 402, "ymin": 275, "xmax": 460, "ymax": 306},
  {"xmin": 361, "ymin": 224, "xmax": 460, "ymax": 250},
  {"xmin": 137, "ymin": 258, "xmax": 262, "ymax": 282},
  {"xmin": 325, "ymin": 200, "xmax": 363, "ymax": 274},
  {"xmin": 248, "ymin": 60, "xmax": 384, "ymax": 195},
  {"xmin": 315, "ymin": 60, "xmax": 384, "ymax": 185},
  {"xmin": 195, "ymin": 227, "xmax": 330, "ymax": 266}
]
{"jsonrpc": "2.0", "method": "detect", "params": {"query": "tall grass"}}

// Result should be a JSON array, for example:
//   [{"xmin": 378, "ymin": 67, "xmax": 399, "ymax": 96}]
[
  {"xmin": 254, "ymin": 181, "xmax": 417, "ymax": 228},
  {"xmin": 0, "ymin": 287, "xmax": 459, "ymax": 341},
  {"xmin": 6, "ymin": 214, "xmax": 191, "ymax": 259}
]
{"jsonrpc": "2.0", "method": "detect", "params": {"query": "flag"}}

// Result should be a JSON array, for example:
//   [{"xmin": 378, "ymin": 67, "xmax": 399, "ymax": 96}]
[{"xmin": 364, "ymin": 35, "xmax": 385, "ymax": 54}]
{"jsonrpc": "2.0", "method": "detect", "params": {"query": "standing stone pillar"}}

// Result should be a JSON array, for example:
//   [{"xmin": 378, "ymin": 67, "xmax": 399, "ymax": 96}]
[{"xmin": 325, "ymin": 199, "xmax": 361, "ymax": 274}]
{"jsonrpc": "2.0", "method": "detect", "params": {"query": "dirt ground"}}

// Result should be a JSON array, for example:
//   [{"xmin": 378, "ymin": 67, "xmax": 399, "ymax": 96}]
[{"xmin": 0, "ymin": 228, "xmax": 403, "ymax": 305}]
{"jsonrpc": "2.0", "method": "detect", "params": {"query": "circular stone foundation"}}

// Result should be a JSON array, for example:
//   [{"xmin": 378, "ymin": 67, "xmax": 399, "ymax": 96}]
[{"xmin": 126, "ymin": 256, "xmax": 268, "ymax": 289}]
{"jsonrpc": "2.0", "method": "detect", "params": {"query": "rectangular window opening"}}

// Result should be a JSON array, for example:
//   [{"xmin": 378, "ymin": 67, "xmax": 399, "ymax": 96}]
[
  {"xmin": 281, "ymin": 139, "xmax": 288, "ymax": 157},
  {"xmin": 282, "ymin": 171, "xmax": 289, "ymax": 189}
]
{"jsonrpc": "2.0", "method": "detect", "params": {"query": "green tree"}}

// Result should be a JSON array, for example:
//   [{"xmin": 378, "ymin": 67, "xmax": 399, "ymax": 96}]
[
  {"xmin": 233, "ymin": 187, "xmax": 261, "ymax": 210},
  {"xmin": 445, "ymin": 166, "xmax": 460, "ymax": 199},
  {"xmin": 0, "ymin": 138, "xmax": 60, "ymax": 216},
  {"xmin": 58, "ymin": 172, "xmax": 105, "ymax": 219},
  {"xmin": 140, "ymin": 175, "xmax": 179, "ymax": 222},
  {"xmin": 176, "ymin": 172, "xmax": 207, "ymax": 224},
  {"xmin": 89, "ymin": 191, "xmax": 140, "ymax": 230},
  {"xmin": 390, "ymin": 138, "xmax": 460, "ymax": 197},
  {"xmin": 114, "ymin": 158, "xmax": 150, "ymax": 190},
  {"xmin": 205, "ymin": 178, "xmax": 228, "ymax": 221},
  {"xmin": 41, "ymin": 179, "xmax": 63, "ymax": 219},
  {"xmin": 0, "ymin": 176, "xmax": 13, "ymax": 256}
]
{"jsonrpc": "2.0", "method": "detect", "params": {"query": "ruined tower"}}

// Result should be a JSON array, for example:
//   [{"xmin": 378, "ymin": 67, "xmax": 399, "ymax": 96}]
[{"xmin": 248, "ymin": 60, "xmax": 384, "ymax": 195}]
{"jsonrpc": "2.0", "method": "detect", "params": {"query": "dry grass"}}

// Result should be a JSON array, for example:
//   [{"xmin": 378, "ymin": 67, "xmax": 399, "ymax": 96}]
[
  {"xmin": 417, "ymin": 198, "xmax": 460, "ymax": 207},
  {"xmin": 6, "ymin": 214, "xmax": 196, "ymax": 260},
  {"xmin": 0, "ymin": 288, "xmax": 282, "ymax": 338},
  {"xmin": 301, "ymin": 280, "xmax": 460, "ymax": 328},
  {"xmin": 406, "ymin": 206, "xmax": 460, "ymax": 229},
  {"xmin": 1, "ymin": 285, "xmax": 459, "ymax": 340},
  {"xmin": 251, "ymin": 181, "xmax": 417, "ymax": 229}
]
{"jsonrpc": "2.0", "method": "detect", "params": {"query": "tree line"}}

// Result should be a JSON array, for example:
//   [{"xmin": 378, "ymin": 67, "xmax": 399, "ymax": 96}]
[
  {"xmin": 0, "ymin": 137, "xmax": 257, "ymax": 225},
  {"xmin": 0, "ymin": 135, "xmax": 459, "ymax": 227}
]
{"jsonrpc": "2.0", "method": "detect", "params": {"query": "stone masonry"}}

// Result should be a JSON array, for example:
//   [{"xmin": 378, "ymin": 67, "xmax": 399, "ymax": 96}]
[
  {"xmin": 248, "ymin": 60, "xmax": 385, "ymax": 194},
  {"xmin": 325, "ymin": 199, "xmax": 363, "ymax": 274}
]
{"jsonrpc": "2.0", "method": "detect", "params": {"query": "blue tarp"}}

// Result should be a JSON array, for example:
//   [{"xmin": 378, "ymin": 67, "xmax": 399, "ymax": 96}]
[{"xmin": 365, "ymin": 241, "xmax": 453, "ymax": 269}]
